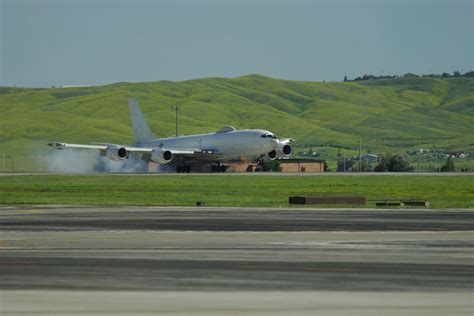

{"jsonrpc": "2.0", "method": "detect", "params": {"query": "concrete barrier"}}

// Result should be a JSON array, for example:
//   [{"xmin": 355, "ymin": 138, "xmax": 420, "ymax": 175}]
[{"xmin": 289, "ymin": 196, "xmax": 366, "ymax": 205}]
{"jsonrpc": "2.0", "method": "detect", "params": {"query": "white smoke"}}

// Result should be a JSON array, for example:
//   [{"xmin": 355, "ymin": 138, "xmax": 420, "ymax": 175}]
[
  {"xmin": 41, "ymin": 147, "xmax": 156, "ymax": 173},
  {"xmin": 155, "ymin": 163, "xmax": 176, "ymax": 172},
  {"xmin": 47, "ymin": 149, "xmax": 98, "ymax": 173}
]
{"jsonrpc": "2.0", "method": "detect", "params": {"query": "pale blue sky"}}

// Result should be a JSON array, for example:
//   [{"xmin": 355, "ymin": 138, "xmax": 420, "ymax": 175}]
[{"xmin": 1, "ymin": 0, "xmax": 472, "ymax": 87}]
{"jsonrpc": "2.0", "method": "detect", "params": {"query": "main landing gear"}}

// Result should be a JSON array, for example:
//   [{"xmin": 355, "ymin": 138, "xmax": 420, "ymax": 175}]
[
  {"xmin": 176, "ymin": 165, "xmax": 191, "ymax": 173},
  {"xmin": 211, "ymin": 164, "xmax": 227, "ymax": 173}
]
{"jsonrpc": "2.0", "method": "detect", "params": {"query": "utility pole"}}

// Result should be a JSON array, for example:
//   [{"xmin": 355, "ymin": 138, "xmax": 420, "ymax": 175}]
[
  {"xmin": 418, "ymin": 138, "xmax": 421, "ymax": 172},
  {"xmin": 358, "ymin": 138, "xmax": 362, "ymax": 172},
  {"xmin": 174, "ymin": 105, "xmax": 179, "ymax": 137}
]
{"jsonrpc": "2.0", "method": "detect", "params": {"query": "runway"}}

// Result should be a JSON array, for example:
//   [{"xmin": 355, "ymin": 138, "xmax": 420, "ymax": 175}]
[
  {"xmin": 1, "ymin": 206, "xmax": 472, "ymax": 232},
  {"xmin": 0, "ymin": 206, "xmax": 473, "ymax": 315}
]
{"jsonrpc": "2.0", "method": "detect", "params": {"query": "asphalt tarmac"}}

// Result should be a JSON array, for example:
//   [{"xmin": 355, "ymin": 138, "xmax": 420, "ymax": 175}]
[
  {"xmin": 0, "ymin": 206, "xmax": 473, "ymax": 315},
  {"xmin": 1, "ymin": 206, "xmax": 472, "ymax": 232}
]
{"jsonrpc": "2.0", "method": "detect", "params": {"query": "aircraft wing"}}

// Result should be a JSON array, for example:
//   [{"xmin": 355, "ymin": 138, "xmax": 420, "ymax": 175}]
[
  {"xmin": 48, "ymin": 142, "xmax": 220, "ymax": 162},
  {"xmin": 48, "ymin": 142, "xmax": 199, "ymax": 153},
  {"xmin": 48, "ymin": 142, "xmax": 108, "ymax": 150}
]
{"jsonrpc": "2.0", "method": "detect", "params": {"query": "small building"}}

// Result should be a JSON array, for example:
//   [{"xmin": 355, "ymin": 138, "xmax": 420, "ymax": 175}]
[
  {"xmin": 361, "ymin": 154, "xmax": 379, "ymax": 163},
  {"xmin": 149, "ymin": 159, "xmax": 326, "ymax": 173},
  {"xmin": 337, "ymin": 159, "xmax": 354, "ymax": 172},
  {"xmin": 226, "ymin": 162, "xmax": 257, "ymax": 172},
  {"xmin": 279, "ymin": 159, "xmax": 326, "ymax": 172},
  {"xmin": 226, "ymin": 159, "xmax": 326, "ymax": 173},
  {"xmin": 352, "ymin": 154, "xmax": 379, "ymax": 163}
]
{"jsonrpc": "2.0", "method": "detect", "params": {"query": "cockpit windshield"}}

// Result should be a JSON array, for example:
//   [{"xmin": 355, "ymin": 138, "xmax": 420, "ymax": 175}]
[{"xmin": 261, "ymin": 133, "xmax": 277, "ymax": 139}]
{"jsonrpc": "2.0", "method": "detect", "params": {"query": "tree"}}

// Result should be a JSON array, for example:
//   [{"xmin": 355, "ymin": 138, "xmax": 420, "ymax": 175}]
[
  {"xmin": 374, "ymin": 163, "xmax": 385, "ymax": 172},
  {"xmin": 375, "ymin": 153, "xmax": 414, "ymax": 172},
  {"xmin": 462, "ymin": 71, "xmax": 474, "ymax": 77},
  {"xmin": 403, "ymin": 73, "xmax": 419, "ymax": 78},
  {"xmin": 343, "ymin": 76, "xmax": 348, "ymax": 82},
  {"xmin": 262, "ymin": 161, "xmax": 282, "ymax": 172},
  {"xmin": 353, "ymin": 160, "xmax": 371, "ymax": 172},
  {"xmin": 441, "ymin": 156, "xmax": 455, "ymax": 172}
]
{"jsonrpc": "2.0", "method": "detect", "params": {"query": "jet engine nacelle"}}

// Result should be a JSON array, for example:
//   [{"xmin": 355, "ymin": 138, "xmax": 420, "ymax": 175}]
[
  {"xmin": 276, "ymin": 138, "xmax": 293, "ymax": 157},
  {"xmin": 277, "ymin": 144, "xmax": 292, "ymax": 157},
  {"xmin": 151, "ymin": 148, "xmax": 173, "ymax": 164},
  {"xmin": 267, "ymin": 149, "xmax": 277, "ymax": 160},
  {"xmin": 105, "ymin": 146, "xmax": 128, "ymax": 161}
]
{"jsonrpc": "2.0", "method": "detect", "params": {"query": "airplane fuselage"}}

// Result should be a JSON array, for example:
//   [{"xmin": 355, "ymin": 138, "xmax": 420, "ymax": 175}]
[{"xmin": 138, "ymin": 129, "xmax": 278, "ymax": 161}]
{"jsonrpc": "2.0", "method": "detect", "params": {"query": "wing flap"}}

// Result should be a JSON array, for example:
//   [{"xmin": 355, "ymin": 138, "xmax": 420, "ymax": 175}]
[{"xmin": 48, "ymin": 142, "xmax": 155, "ymax": 152}]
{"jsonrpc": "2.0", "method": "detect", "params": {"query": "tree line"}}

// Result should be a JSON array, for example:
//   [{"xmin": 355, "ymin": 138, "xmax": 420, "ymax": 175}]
[
  {"xmin": 344, "ymin": 70, "xmax": 474, "ymax": 82},
  {"xmin": 369, "ymin": 153, "xmax": 455, "ymax": 172}
]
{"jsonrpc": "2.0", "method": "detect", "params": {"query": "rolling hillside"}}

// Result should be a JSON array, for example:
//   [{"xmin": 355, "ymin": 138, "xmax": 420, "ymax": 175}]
[{"xmin": 1, "ymin": 75, "xmax": 473, "ymax": 170}]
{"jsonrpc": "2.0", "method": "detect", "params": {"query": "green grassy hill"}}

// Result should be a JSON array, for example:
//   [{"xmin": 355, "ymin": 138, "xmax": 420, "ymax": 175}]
[{"xmin": 1, "ymin": 75, "xmax": 473, "ymax": 170}]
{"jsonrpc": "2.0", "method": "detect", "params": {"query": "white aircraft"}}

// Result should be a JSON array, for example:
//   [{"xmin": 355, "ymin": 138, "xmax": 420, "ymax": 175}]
[{"xmin": 48, "ymin": 97, "xmax": 293, "ymax": 172}]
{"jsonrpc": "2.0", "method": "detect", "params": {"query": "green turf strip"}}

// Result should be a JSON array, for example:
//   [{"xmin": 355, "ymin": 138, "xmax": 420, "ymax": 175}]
[{"xmin": 0, "ymin": 174, "xmax": 473, "ymax": 208}]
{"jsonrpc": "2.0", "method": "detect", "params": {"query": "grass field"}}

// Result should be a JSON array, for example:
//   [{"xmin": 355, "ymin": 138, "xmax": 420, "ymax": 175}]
[
  {"xmin": 1, "ymin": 174, "xmax": 473, "ymax": 208},
  {"xmin": 1, "ymin": 75, "xmax": 473, "ymax": 171}
]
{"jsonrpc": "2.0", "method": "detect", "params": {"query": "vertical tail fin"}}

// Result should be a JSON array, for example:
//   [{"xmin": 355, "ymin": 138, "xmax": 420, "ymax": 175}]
[{"xmin": 128, "ymin": 97, "xmax": 156, "ymax": 144}]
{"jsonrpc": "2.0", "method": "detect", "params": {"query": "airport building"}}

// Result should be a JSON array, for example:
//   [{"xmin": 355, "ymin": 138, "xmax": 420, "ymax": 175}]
[
  {"xmin": 148, "ymin": 159, "xmax": 326, "ymax": 173},
  {"xmin": 227, "ymin": 159, "xmax": 326, "ymax": 173},
  {"xmin": 279, "ymin": 159, "xmax": 326, "ymax": 172}
]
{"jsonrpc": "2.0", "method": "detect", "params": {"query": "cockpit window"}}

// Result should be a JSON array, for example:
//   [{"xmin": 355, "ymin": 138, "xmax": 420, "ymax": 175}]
[
  {"xmin": 261, "ymin": 134, "xmax": 267, "ymax": 138},
  {"xmin": 262, "ymin": 133, "xmax": 277, "ymax": 139}
]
